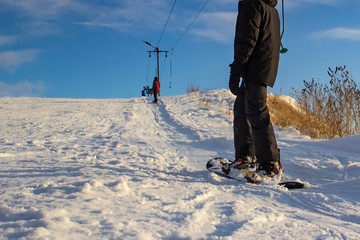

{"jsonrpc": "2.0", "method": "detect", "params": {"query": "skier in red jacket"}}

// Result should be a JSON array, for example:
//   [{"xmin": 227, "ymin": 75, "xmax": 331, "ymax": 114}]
[{"xmin": 152, "ymin": 77, "xmax": 160, "ymax": 103}]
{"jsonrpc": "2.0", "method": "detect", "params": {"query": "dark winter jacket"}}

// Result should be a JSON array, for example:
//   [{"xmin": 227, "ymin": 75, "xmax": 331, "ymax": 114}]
[{"xmin": 232, "ymin": 0, "xmax": 280, "ymax": 87}]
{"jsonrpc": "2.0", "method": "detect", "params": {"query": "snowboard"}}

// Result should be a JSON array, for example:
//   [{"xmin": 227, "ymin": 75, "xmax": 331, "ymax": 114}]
[{"xmin": 206, "ymin": 157, "xmax": 306, "ymax": 189}]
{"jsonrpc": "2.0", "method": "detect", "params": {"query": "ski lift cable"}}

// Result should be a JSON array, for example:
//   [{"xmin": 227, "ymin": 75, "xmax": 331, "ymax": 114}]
[
  {"xmin": 157, "ymin": 0, "xmax": 177, "ymax": 47},
  {"xmin": 146, "ymin": 58, "xmax": 150, "ymax": 84},
  {"xmin": 169, "ymin": 59, "xmax": 173, "ymax": 88},
  {"xmin": 161, "ymin": 54, "xmax": 168, "ymax": 77},
  {"xmin": 171, "ymin": 0, "xmax": 210, "ymax": 51},
  {"xmin": 144, "ymin": 0, "xmax": 209, "ymax": 89},
  {"xmin": 145, "ymin": 52, "xmax": 153, "ymax": 85}
]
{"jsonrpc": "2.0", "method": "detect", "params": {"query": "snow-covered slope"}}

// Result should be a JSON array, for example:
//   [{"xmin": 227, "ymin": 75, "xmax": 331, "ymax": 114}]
[{"xmin": 1, "ymin": 90, "xmax": 359, "ymax": 239}]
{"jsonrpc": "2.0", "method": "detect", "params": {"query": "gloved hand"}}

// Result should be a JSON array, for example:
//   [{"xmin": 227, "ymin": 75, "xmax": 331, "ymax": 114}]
[{"xmin": 229, "ymin": 61, "xmax": 244, "ymax": 95}]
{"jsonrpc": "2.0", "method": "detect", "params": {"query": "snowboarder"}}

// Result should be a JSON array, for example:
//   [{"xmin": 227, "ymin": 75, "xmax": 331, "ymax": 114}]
[
  {"xmin": 152, "ymin": 77, "xmax": 160, "ymax": 103},
  {"xmin": 226, "ymin": 0, "xmax": 282, "ymax": 182}
]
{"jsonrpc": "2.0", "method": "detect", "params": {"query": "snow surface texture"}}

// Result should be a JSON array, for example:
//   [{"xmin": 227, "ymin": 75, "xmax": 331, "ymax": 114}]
[{"xmin": 1, "ymin": 89, "xmax": 359, "ymax": 240}]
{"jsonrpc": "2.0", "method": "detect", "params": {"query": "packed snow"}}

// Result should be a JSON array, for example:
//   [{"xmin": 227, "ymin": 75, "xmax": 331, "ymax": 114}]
[{"xmin": 1, "ymin": 89, "xmax": 359, "ymax": 240}]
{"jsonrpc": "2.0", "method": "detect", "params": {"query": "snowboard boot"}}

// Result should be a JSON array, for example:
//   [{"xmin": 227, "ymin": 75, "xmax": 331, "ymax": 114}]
[
  {"xmin": 222, "ymin": 156, "xmax": 257, "ymax": 176},
  {"xmin": 258, "ymin": 161, "xmax": 283, "ymax": 177},
  {"xmin": 245, "ymin": 161, "xmax": 283, "ymax": 183}
]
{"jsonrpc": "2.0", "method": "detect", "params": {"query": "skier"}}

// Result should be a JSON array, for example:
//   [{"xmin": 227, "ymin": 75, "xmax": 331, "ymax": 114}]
[
  {"xmin": 225, "ymin": 0, "xmax": 283, "ymax": 182},
  {"xmin": 152, "ymin": 77, "xmax": 160, "ymax": 103}
]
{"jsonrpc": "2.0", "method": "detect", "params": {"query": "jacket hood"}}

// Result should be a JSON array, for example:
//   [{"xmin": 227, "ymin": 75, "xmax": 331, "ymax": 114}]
[{"xmin": 262, "ymin": 0, "xmax": 278, "ymax": 7}]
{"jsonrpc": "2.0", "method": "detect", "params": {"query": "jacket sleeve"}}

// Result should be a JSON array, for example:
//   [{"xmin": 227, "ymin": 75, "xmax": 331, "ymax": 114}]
[{"xmin": 233, "ymin": 0, "xmax": 262, "ymax": 67}]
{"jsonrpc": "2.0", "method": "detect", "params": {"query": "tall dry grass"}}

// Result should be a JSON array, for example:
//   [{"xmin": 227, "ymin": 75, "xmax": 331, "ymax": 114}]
[
  {"xmin": 292, "ymin": 65, "xmax": 360, "ymax": 139},
  {"xmin": 267, "ymin": 93, "xmax": 330, "ymax": 138}
]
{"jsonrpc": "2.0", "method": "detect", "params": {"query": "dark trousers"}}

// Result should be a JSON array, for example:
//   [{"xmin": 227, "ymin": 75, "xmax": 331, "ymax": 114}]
[
  {"xmin": 233, "ymin": 81, "xmax": 279, "ymax": 164},
  {"xmin": 154, "ymin": 91, "xmax": 159, "ymax": 102}
]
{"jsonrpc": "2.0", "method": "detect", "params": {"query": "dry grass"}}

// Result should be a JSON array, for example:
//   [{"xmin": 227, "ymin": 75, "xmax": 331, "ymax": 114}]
[
  {"xmin": 292, "ymin": 66, "xmax": 360, "ymax": 139},
  {"xmin": 267, "ymin": 93, "xmax": 330, "ymax": 139},
  {"xmin": 185, "ymin": 81, "xmax": 199, "ymax": 95}
]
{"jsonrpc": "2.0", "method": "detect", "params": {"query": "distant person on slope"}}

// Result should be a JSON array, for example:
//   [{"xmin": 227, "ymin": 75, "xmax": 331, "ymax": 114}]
[
  {"xmin": 152, "ymin": 77, "xmax": 160, "ymax": 103},
  {"xmin": 224, "ymin": 0, "xmax": 283, "ymax": 182}
]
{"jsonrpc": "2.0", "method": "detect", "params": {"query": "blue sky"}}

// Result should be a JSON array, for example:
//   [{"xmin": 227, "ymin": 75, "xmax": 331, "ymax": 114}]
[{"xmin": 0, "ymin": 0, "xmax": 359, "ymax": 98}]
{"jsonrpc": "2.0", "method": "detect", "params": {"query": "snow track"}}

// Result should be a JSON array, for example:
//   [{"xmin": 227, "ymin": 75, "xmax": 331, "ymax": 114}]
[{"xmin": 1, "ymin": 90, "xmax": 360, "ymax": 239}]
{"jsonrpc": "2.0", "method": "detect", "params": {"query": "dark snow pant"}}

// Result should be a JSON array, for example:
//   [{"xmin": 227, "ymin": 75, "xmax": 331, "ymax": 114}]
[
  {"xmin": 233, "ymin": 81, "xmax": 279, "ymax": 164},
  {"xmin": 154, "ymin": 91, "xmax": 159, "ymax": 102}
]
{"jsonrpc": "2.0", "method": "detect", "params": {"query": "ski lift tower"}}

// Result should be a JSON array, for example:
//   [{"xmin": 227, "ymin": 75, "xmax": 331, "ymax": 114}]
[{"xmin": 143, "ymin": 40, "xmax": 168, "ymax": 83}]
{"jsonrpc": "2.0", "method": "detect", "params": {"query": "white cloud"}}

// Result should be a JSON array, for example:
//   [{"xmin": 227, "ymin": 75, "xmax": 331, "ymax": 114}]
[
  {"xmin": 0, "ymin": 0, "xmax": 86, "ymax": 20},
  {"xmin": 0, "ymin": 0, "xmax": 169, "ymax": 34},
  {"xmin": 0, "ymin": 0, "xmax": 236, "ymax": 44},
  {"xmin": 0, "ymin": 0, "xmax": 88, "ymax": 36},
  {"xmin": 76, "ymin": 21, "xmax": 132, "ymax": 32},
  {"xmin": 303, "ymin": 0, "xmax": 342, "ymax": 4},
  {"xmin": 0, "ymin": 0, "xmax": 236, "ymax": 43},
  {"xmin": 75, "ymin": 0, "xmax": 171, "ymax": 32},
  {"xmin": 0, "ymin": 80, "xmax": 46, "ymax": 97},
  {"xmin": 311, "ymin": 27, "xmax": 360, "ymax": 41},
  {"xmin": 0, "ymin": 36, "xmax": 18, "ymax": 46},
  {"xmin": 286, "ymin": 0, "xmax": 344, "ymax": 8},
  {"xmin": 0, "ymin": 49, "xmax": 40, "ymax": 72},
  {"xmin": 189, "ymin": 11, "xmax": 237, "ymax": 43}
]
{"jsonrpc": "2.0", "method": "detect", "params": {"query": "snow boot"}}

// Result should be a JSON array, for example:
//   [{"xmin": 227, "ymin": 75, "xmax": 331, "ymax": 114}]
[
  {"xmin": 245, "ymin": 161, "xmax": 283, "ymax": 183},
  {"xmin": 222, "ymin": 156, "xmax": 257, "ymax": 175}
]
